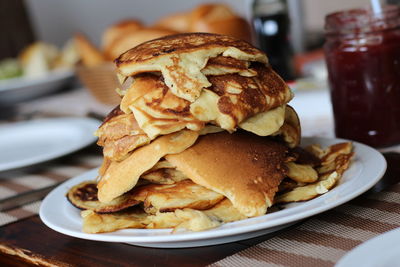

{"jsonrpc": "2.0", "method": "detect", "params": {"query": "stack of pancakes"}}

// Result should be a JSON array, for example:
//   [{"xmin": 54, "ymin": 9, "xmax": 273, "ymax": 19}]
[{"xmin": 67, "ymin": 33, "xmax": 348, "ymax": 234}]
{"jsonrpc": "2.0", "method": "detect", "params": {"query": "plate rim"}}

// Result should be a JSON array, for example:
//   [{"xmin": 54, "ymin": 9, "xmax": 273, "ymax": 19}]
[
  {"xmin": 0, "ymin": 117, "xmax": 100, "ymax": 172},
  {"xmin": 39, "ymin": 136, "xmax": 387, "ymax": 244},
  {"xmin": 0, "ymin": 69, "xmax": 73, "ymax": 92}
]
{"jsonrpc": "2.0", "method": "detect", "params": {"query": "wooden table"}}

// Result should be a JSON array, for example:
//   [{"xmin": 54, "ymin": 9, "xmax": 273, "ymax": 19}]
[{"xmin": 0, "ymin": 152, "xmax": 399, "ymax": 267}]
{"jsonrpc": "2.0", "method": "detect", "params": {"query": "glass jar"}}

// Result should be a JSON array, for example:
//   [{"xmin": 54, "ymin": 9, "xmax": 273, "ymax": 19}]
[{"xmin": 324, "ymin": 5, "xmax": 400, "ymax": 147}]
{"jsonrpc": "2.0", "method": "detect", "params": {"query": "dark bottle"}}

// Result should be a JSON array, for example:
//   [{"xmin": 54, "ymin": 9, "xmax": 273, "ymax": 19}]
[
  {"xmin": 324, "ymin": 5, "xmax": 400, "ymax": 147},
  {"xmin": 252, "ymin": 0, "xmax": 295, "ymax": 81}
]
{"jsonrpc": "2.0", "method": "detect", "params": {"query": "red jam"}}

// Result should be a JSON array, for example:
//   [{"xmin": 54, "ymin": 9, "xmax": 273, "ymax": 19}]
[{"xmin": 324, "ymin": 6, "xmax": 400, "ymax": 147}]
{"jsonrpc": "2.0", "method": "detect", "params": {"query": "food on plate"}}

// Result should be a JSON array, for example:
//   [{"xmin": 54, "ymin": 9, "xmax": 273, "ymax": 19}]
[
  {"xmin": 0, "ymin": 41, "xmax": 78, "ymax": 81},
  {"xmin": 0, "ymin": 58, "xmax": 22, "ymax": 80},
  {"xmin": 66, "ymin": 33, "xmax": 354, "ymax": 234},
  {"xmin": 104, "ymin": 28, "xmax": 178, "ymax": 61}
]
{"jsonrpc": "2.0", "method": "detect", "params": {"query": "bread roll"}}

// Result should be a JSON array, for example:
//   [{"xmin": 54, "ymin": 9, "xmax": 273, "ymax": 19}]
[
  {"xmin": 189, "ymin": 4, "xmax": 252, "ymax": 42},
  {"xmin": 153, "ymin": 12, "xmax": 190, "ymax": 32},
  {"xmin": 74, "ymin": 33, "xmax": 105, "ymax": 67},
  {"xmin": 102, "ymin": 19, "xmax": 143, "ymax": 59}
]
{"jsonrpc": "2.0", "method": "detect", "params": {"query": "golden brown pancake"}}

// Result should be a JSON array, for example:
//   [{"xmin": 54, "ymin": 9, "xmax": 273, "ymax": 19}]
[
  {"xmin": 115, "ymin": 33, "xmax": 267, "ymax": 102},
  {"xmin": 81, "ymin": 208, "xmax": 220, "ymax": 233},
  {"xmin": 191, "ymin": 63, "xmax": 292, "ymax": 131},
  {"xmin": 271, "ymin": 105, "xmax": 301, "ymax": 148},
  {"xmin": 97, "ymin": 129, "xmax": 199, "ymax": 203},
  {"xmin": 166, "ymin": 131, "xmax": 290, "ymax": 217},
  {"xmin": 95, "ymin": 106, "xmax": 150, "ymax": 161},
  {"xmin": 120, "ymin": 74, "xmax": 205, "ymax": 139},
  {"xmin": 201, "ymin": 56, "xmax": 255, "ymax": 76},
  {"xmin": 203, "ymin": 198, "xmax": 246, "ymax": 222},
  {"xmin": 67, "ymin": 181, "xmax": 139, "ymax": 213},
  {"xmin": 132, "ymin": 180, "xmax": 225, "ymax": 214},
  {"xmin": 120, "ymin": 66, "xmax": 291, "ymax": 138},
  {"xmin": 141, "ymin": 168, "xmax": 187, "ymax": 185}
]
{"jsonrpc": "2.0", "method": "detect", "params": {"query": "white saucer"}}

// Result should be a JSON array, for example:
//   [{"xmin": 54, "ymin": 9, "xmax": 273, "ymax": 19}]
[
  {"xmin": 0, "ymin": 117, "xmax": 100, "ymax": 172},
  {"xmin": 40, "ymin": 137, "xmax": 386, "ymax": 248},
  {"xmin": 336, "ymin": 228, "xmax": 400, "ymax": 267}
]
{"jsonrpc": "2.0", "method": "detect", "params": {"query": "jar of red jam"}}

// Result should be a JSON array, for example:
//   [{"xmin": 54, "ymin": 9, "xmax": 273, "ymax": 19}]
[{"xmin": 324, "ymin": 5, "xmax": 400, "ymax": 147}]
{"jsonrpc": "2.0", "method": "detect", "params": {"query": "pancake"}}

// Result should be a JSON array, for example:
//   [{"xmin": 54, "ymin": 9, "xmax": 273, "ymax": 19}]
[
  {"xmin": 95, "ymin": 106, "xmax": 150, "ymax": 161},
  {"xmin": 67, "ymin": 181, "xmax": 140, "ymax": 213},
  {"xmin": 166, "ymin": 131, "xmax": 290, "ymax": 217},
  {"xmin": 141, "ymin": 168, "xmax": 187, "ymax": 184},
  {"xmin": 97, "ymin": 129, "xmax": 199, "ymax": 203},
  {"xmin": 132, "ymin": 180, "xmax": 225, "ymax": 214},
  {"xmin": 120, "ymin": 66, "xmax": 291, "ymax": 139},
  {"xmin": 81, "ymin": 198, "xmax": 246, "ymax": 234},
  {"xmin": 115, "ymin": 33, "xmax": 267, "ymax": 102},
  {"xmin": 271, "ymin": 105, "xmax": 301, "ymax": 148},
  {"xmin": 201, "ymin": 56, "xmax": 255, "ymax": 76},
  {"xmin": 81, "ymin": 208, "xmax": 221, "ymax": 233},
  {"xmin": 203, "ymin": 198, "xmax": 246, "ymax": 223}
]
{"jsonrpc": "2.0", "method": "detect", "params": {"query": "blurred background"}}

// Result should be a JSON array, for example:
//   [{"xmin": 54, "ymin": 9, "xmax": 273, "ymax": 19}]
[
  {"xmin": 2, "ymin": 0, "xmax": 379, "ymax": 67},
  {"xmin": 1, "ymin": 0, "xmax": 399, "ymax": 134}
]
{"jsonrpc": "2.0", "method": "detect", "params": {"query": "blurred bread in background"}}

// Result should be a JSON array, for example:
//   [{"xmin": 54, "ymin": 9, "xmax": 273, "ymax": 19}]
[
  {"xmin": 189, "ymin": 4, "xmax": 252, "ymax": 42},
  {"xmin": 75, "ymin": 33, "xmax": 105, "ymax": 67},
  {"xmin": 102, "ymin": 20, "xmax": 143, "ymax": 60},
  {"xmin": 73, "ymin": 3, "xmax": 252, "ymax": 106},
  {"xmin": 154, "ymin": 12, "xmax": 190, "ymax": 32},
  {"xmin": 19, "ymin": 42, "xmax": 59, "ymax": 78},
  {"xmin": 155, "ymin": 4, "xmax": 251, "ymax": 42},
  {"xmin": 74, "ymin": 3, "xmax": 252, "ymax": 66}
]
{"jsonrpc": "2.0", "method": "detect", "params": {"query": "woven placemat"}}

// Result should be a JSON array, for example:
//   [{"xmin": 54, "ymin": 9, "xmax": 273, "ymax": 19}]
[
  {"xmin": 0, "ymin": 150, "xmax": 102, "ymax": 226},
  {"xmin": 210, "ymin": 183, "xmax": 400, "ymax": 267}
]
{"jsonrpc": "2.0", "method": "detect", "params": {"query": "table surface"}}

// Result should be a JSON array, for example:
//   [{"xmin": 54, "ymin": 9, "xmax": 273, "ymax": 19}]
[{"xmin": 1, "ymin": 87, "xmax": 399, "ymax": 267}]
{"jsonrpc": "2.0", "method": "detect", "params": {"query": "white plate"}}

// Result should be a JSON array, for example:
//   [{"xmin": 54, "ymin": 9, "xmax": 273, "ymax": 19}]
[
  {"xmin": 0, "ymin": 117, "xmax": 100, "ymax": 172},
  {"xmin": 39, "ymin": 137, "xmax": 386, "ymax": 248},
  {"xmin": 336, "ymin": 228, "xmax": 400, "ymax": 267},
  {"xmin": 0, "ymin": 70, "xmax": 73, "ymax": 104}
]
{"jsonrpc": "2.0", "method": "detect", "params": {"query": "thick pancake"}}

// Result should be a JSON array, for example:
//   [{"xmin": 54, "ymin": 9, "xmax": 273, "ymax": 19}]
[
  {"xmin": 272, "ymin": 105, "xmax": 301, "ymax": 148},
  {"xmin": 121, "ymin": 74, "xmax": 205, "ymax": 139},
  {"xmin": 102, "ymin": 134, "xmax": 150, "ymax": 161},
  {"xmin": 203, "ymin": 64, "xmax": 292, "ymax": 122},
  {"xmin": 95, "ymin": 106, "xmax": 142, "ymax": 143},
  {"xmin": 81, "ymin": 209, "xmax": 149, "ymax": 233},
  {"xmin": 204, "ymin": 198, "xmax": 246, "ymax": 222},
  {"xmin": 97, "ymin": 129, "xmax": 199, "ymax": 203},
  {"xmin": 141, "ymin": 168, "xmax": 187, "ymax": 184},
  {"xmin": 133, "ymin": 180, "xmax": 224, "ymax": 214},
  {"xmin": 67, "ymin": 181, "xmax": 140, "ymax": 213},
  {"xmin": 120, "ymin": 69, "xmax": 290, "ymax": 138},
  {"xmin": 201, "ymin": 56, "xmax": 255, "ymax": 76},
  {"xmin": 115, "ymin": 33, "xmax": 267, "ymax": 102},
  {"xmin": 81, "ymin": 199, "xmax": 245, "ymax": 234},
  {"xmin": 166, "ymin": 131, "xmax": 289, "ymax": 217},
  {"xmin": 81, "ymin": 208, "xmax": 221, "ymax": 233},
  {"xmin": 96, "ymin": 106, "xmax": 150, "ymax": 161}
]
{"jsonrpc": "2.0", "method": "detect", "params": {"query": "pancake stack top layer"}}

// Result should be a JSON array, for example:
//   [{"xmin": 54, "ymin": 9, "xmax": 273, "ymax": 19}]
[
  {"xmin": 115, "ymin": 32, "xmax": 293, "ymax": 139},
  {"xmin": 95, "ymin": 33, "xmax": 300, "ymax": 218}
]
